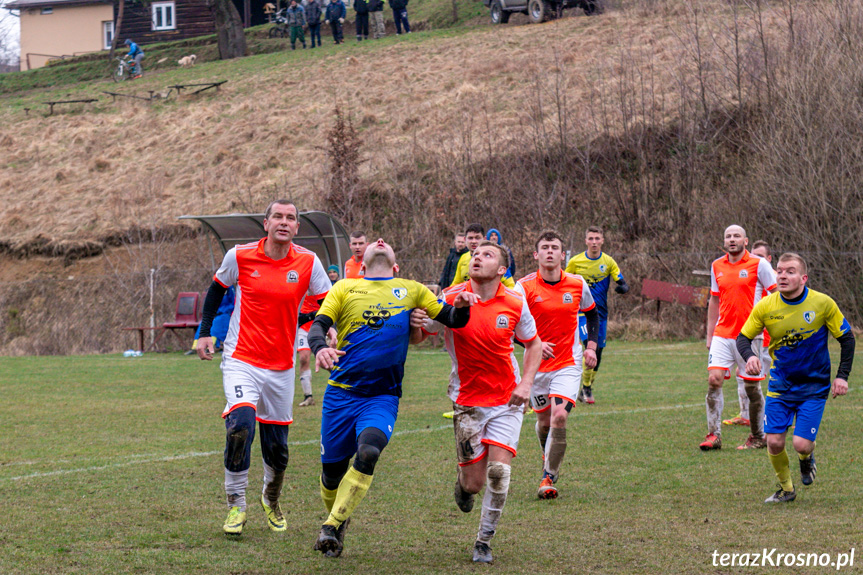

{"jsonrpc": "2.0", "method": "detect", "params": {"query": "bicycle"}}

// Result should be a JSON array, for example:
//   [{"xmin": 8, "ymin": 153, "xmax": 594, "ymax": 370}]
[
  {"xmin": 268, "ymin": 9, "xmax": 289, "ymax": 38},
  {"xmin": 110, "ymin": 57, "xmax": 139, "ymax": 82}
]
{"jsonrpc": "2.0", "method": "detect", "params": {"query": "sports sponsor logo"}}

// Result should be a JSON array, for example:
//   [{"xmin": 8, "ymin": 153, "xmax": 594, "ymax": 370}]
[
  {"xmin": 362, "ymin": 308, "xmax": 391, "ymax": 330},
  {"xmin": 563, "ymin": 293, "xmax": 573, "ymax": 304},
  {"xmin": 803, "ymin": 311, "xmax": 816, "ymax": 324},
  {"xmin": 251, "ymin": 270, "xmax": 261, "ymax": 278},
  {"xmin": 392, "ymin": 287, "xmax": 408, "ymax": 300},
  {"xmin": 496, "ymin": 315, "xmax": 510, "ymax": 329},
  {"xmin": 286, "ymin": 270, "xmax": 299, "ymax": 283}
]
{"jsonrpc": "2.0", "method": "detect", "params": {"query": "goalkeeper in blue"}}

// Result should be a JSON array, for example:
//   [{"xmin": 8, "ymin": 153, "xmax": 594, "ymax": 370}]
[{"xmin": 736, "ymin": 253, "xmax": 854, "ymax": 504}]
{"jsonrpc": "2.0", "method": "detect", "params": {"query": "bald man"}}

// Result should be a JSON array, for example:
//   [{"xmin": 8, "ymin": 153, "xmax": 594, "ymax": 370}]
[{"xmin": 701, "ymin": 225, "xmax": 776, "ymax": 451}]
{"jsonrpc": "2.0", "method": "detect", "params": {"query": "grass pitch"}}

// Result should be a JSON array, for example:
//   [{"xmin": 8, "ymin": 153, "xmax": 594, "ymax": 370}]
[{"xmin": 1, "ymin": 341, "xmax": 861, "ymax": 574}]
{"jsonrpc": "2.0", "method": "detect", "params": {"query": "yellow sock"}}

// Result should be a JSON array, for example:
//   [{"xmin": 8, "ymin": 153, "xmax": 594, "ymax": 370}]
[
  {"xmin": 323, "ymin": 467, "xmax": 373, "ymax": 528},
  {"xmin": 582, "ymin": 368, "xmax": 595, "ymax": 388},
  {"xmin": 798, "ymin": 441, "xmax": 815, "ymax": 460},
  {"xmin": 768, "ymin": 449, "xmax": 794, "ymax": 492},
  {"xmin": 320, "ymin": 476, "xmax": 338, "ymax": 513}
]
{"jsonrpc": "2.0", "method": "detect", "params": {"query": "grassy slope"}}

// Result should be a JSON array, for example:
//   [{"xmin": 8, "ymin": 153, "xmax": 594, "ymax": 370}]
[
  {"xmin": 0, "ymin": 0, "xmax": 790, "ymax": 245},
  {"xmin": 1, "ymin": 341, "xmax": 861, "ymax": 574}
]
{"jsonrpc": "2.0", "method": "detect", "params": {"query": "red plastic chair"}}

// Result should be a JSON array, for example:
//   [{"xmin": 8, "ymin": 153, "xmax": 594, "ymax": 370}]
[{"xmin": 163, "ymin": 292, "xmax": 201, "ymax": 329}]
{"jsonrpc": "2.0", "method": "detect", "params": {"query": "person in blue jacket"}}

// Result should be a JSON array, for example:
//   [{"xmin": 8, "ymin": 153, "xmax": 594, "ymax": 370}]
[
  {"xmin": 325, "ymin": 0, "xmax": 346, "ymax": 44},
  {"xmin": 486, "ymin": 228, "xmax": 516, "ymax": 279},
  {"xmin": 124, "ymin": 39, "xmax": 144, "ymax": 78}
]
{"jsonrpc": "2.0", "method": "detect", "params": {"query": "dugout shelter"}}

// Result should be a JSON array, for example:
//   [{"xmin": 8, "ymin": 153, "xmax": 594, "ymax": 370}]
[{"xmin": 179, "ymin": 211, "xmax": 351, "ymax": 271}]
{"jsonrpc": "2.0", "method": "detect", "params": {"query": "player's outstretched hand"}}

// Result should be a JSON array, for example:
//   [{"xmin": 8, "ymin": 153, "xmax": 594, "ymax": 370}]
[
  {"xmin": 316, "ymin": 347, "xmax": 346, "ymax": 372},
  {"xmin": 410, "ymin": 308, "xmax": 430, "ymax": 328},
  {"xmin": 196, "ymin": 337, "xmax": 214, "ymax": 361},
  {"xmin": 583, "ymin": 347, "xmax": 597, "ymax": 369},
  {"xmin": 541, "ymin": 342, "xmax": 556, "ymax": 360},
  {"xmin": 745, "ymin": 356, "xmax": 762, "ymax": 376},
  {"xmin": 831, "ymin": 378, "xmax": 848, "ymax": 398},
  {"xmin": 453, "ymin": 291, "xmax": 479, "ymax": 308},
  {"xmin": 507, "ymin": 380, "xmax": 531, "ymax": 407}
]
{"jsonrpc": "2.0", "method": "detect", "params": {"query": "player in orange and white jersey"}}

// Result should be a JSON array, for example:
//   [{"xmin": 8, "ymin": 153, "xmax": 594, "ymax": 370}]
[
  {"xmin": 344, "ymin": 231, "xmax": 367, "ymax": 279},
  {"xmin": 295, "ymin": 295, "xmax": 321, "ymax": 407},
  {"xmin": 196, "ymin": 200, "xmax": 331, "ymax": 536},
  {"xmin": 419, "ymin": 240, "xmax": 542, "ymax": 564},
  {"xmin": 516, "ymin": 230, "xmax": 600, "ymax": 500},
  {"xmin": 701, "ymin": 225, "xmax": 776, "ymax": 451}
]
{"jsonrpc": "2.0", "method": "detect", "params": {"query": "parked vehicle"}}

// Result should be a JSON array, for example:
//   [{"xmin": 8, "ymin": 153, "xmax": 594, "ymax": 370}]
[
  {"xmin": 268, "ymin": 9, "xmax": 290, "ymax": 38},
  {"xmin": 485, "ymin": 0, "xmax": 602, "ymax": 24}
]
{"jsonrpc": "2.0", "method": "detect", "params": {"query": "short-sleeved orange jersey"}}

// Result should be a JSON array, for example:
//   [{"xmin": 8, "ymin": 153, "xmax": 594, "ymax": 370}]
[
  {"xmin": 215, "ymin": 239, "xmax": 331, "ymax": 371},
  {"xmin": 430, "ymin": 281, "xmax": 538, "ymax": 407},
  {"xmin": 709, "ymin": 250, "xmax": 776, "ymax": 339},
  {"xmin": 516, "ymin": 270, "xmax": 595, "ymax": 372},
  {"xmin": 344, "ymin": 257, "xmax": 364, "ymax": 279}
]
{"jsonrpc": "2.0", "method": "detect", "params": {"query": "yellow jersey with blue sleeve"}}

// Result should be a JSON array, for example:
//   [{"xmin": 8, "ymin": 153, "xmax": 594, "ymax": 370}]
[
  {"xmin": 317, "ymin": 276, "xmax": 444, "ymax": 397},
  {"xmin": 740, "ymin": 287, "xmax": 851, "ymax": 401},
  {"xmin": 564, "ymin": 252, "xmax": 623, "ymax": 319},
  {"xmin": 451, "ymin": 251, "xmax": 516, "ymax": 288}
]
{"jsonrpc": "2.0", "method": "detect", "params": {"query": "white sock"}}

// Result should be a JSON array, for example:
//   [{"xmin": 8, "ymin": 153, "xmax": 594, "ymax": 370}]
[
  {"xmin": 261, "ymin": 461, "xmax": 285, "ymax": 507},
  {"xmin": 300, "ymin": 370, "xmax": 312, "ymax": 397},
  {"xmin": 476, "ymin": 461, "xmax": 511, "ymax": 544},
  {"xmin": 544, "ymin": 427, "xmax": 567, "ymax": 481},
  {"xmin": 225, "ymin": 469, "xmax": 249, "ymax": 510},
  {"xmin": 706, "ymin": 387, "xmax": 724, "ymax": 436},
  {"xmin": 736, "ymin": 376, "xmax": 749, "ymax": 416}
]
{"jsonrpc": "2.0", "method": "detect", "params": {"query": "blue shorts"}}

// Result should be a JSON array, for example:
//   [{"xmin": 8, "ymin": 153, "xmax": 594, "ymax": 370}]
[
  {"xmin": 579, "ymin": 315, "xmax": 607, "ymax": 348},
  {"xmin": 764, "ymin": 395, "xmax": 827, "ymax": 441},
  {"xmin": 320, "ymin": 385, "xmax": 399, "ymax": 463}
]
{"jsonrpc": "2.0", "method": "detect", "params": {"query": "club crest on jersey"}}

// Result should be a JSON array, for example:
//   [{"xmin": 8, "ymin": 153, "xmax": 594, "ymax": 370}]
[
  {"xmin": 563, "ymin": 293, "xmax": 573, "ymax": 304},
  {"xmin": 286, "ymin": 270, "xmax": 299, "ymax": 283},
  {"xmin": 804, "ymin": 311, "xmax": 816, "ymax": 324},
  {"xmin": 739, "ymin": 270, "xmax": 749, "ymax": 278},
  {"xmin": 392, "ymin": 287, "xmax": 408, "ymax": 300},
  {"xmin": 495, "ymin": 315, "xmax": 509, "ymax": 329},
  {"xmin": 599, "ymin": 264, "xmax": 607, "ymax": 273}
]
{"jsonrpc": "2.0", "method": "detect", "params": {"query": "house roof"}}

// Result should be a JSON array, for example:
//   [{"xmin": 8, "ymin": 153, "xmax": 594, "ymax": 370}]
[{"xmin": 5, "ymin": 0, "xmax": 110, "ymax": 10}]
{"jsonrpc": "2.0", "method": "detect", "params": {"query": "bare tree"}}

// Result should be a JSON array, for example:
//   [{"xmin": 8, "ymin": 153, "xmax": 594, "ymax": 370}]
[
  {"xmin": 208, "ymin": 0, "xmax": 247, "ymax": 60},
  {"xmin": 108, "ymin": 0, "xmax": 125, "ymax": 57},
  {"xmin": 0, "ymin": 4, "xmax": 20, "ymax": 70}
]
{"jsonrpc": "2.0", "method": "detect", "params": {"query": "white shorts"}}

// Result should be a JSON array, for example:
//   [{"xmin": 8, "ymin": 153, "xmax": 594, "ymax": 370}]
[
  {"xmin": 296, "ymin": 327, "xmax": 310, "ymax": 352},
  {"xmin": 531, "ymin": 365, "xmax": 581, "ymax": 412},
  {"xmin": 708, "ymin": 336, "xmax": 766, "ymax": 381},
  {"xmin": 221, "ymin": 355, "xmax": 295, "ymax": 424},
  {"xmin": 452, "ymin": 402, "xmax": 523, "ymax": 466}
]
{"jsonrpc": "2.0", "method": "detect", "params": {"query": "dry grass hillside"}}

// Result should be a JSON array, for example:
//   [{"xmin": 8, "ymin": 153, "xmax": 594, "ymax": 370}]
[{"xmin": 0, "ymin": 0, "xmax": 787, "ymax": 246}]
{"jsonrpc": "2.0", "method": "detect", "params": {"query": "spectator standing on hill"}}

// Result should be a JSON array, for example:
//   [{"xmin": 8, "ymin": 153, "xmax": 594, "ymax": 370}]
[
  {"xmin": 353, "ymin": 0, "xmax": 370, "ymax": 41},
  {"xmin": 368, "ymin": 0, "xmax": 385, "ymax": 38},
  {"xmin": 389, "ymin": 0, "xmax": 410, "ymax": 34},
  {"xmin": 305, "ymin": 0, "xmax": 323, "ymax": 47},
  {"xmin": 124, "ymin": 39, "xmax": 144, "ymax": 79},
  {"xmin": 486, "ymin": 227, "xmax": 516, "ymax": 279},
  {"xmin": 439, "ymin": 233, "xmax": 468, "ymax": 289},
  {"xmin": 286, "ymin": 0, "xmax": 307, "ymax": 50},
  {"xmin": 325, "ymin": 0, "xmax": 346, "ymax": 44}
]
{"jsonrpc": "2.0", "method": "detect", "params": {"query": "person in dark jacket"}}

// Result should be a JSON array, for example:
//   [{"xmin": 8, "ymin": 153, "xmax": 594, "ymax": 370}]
[
  {"xmin": 353, "ymin": 0, "xmax": 369, "ymax": 41},
  {"xmin": 368, "ymin": 0, "xmax": 385, "ymax": 38},
  {"xmin": 286, "ymin": 0, "xmax": 307, "ymax": 49},
  {"xmin": 439, "ymin": 233, "xmax": 467, "ymax": 289},
  {"xmin": 389, "ymin": 0, "xmax": 410, "ymax": 34},
  {"xmin": 325, "ymin": 0, "xmax": 346, "ymax": 44},
  {"xmin": 305, "ymin": 0, "xmax": 323, "ymax": 47}
]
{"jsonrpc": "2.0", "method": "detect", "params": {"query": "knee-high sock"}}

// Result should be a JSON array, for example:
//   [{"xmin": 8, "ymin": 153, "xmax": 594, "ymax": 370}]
[
  {"xmin": 582, "ymin": 368, "xmax": 595, "ymax": 388},
  {"xmin": 535, "ymin": 421, "xmax": 550, "ymax": 453},
  {"xmin": 324, "ymin": 467, "xmax": 373, "ymax": 528},
  {"xmin": 261, "ymin": 461, "xmax": 285, "ymax": 507},
  {"xmin": 744, "ymin": 380, "xmax": 764, "ymax": 437},
  {"xmin": 544, "ymin": 427, "xmax": 567, "ymax": 481},
  {"xmin": 768, "ymin": 449, "xmax": 793, "ymax": 492},
  {"xmin": 300, "ymin": 370, "xmax": 312, "ymax": 396},
  {"xmin": 706, "ymin": 387, "xmax": 724, "ymax": 436},
  {"xmin": 225, "ymin": 469, "xmax": 249, "ymax": 510},
  {"xmin": 737, "ymin": 376, "xmax": 749, "ymax": 417},
  {"xmin": 320, "ymin": 476, "xmax": 338, "ymax": 513},
  {"xmin": 476, "ymin": 461, "xmax": 511, "ymax": 545}
]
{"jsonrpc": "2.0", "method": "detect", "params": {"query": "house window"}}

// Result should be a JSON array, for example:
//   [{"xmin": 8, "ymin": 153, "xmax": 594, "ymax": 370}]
[
  {"xmin": 40, "ymin": 7, "xmax": 53, "ymax": 14},
  {"xmin": 152, "ymin": 1, "xmax": 175, "ymax": 30},
  {"xmin": 103, "ymin": 21, "xmax": 115, "ymax": 50}
]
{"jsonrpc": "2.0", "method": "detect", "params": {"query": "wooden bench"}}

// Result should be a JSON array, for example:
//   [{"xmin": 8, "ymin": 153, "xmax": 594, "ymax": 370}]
[
  {"xmin": 166, "ymin": 81, "xmax": 227, "ymax": 96},
  {"xmin": 640, "ymin": 279, "xmax": 710, "ymax": 320},
  {"xmin": 121, "ymin": 326, "xmax": 167, "ymax": 352},
  {"xmin": 45, "ymin": 98, "xmax": 98, "ymax": 116},
  {"xmin": 122, "ymin": 292, "xmax": 202, "ymax": 352}
]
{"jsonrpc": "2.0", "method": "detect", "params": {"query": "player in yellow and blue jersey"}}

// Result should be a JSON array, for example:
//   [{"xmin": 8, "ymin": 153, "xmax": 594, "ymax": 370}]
[
  {"xmin": 565, "ymin": 226, "xmax": 629, "ymax": 403},
  {"xmin": 737, "ymin": 253, "xmax": 855, "ymax": 504},
  {"xmin": 308, "ymin": 238, "xmax": 476, "ymax": 557},
  {"xmin": 451, "ymin": 223, "xmax": 516, "ymax": 288}
]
